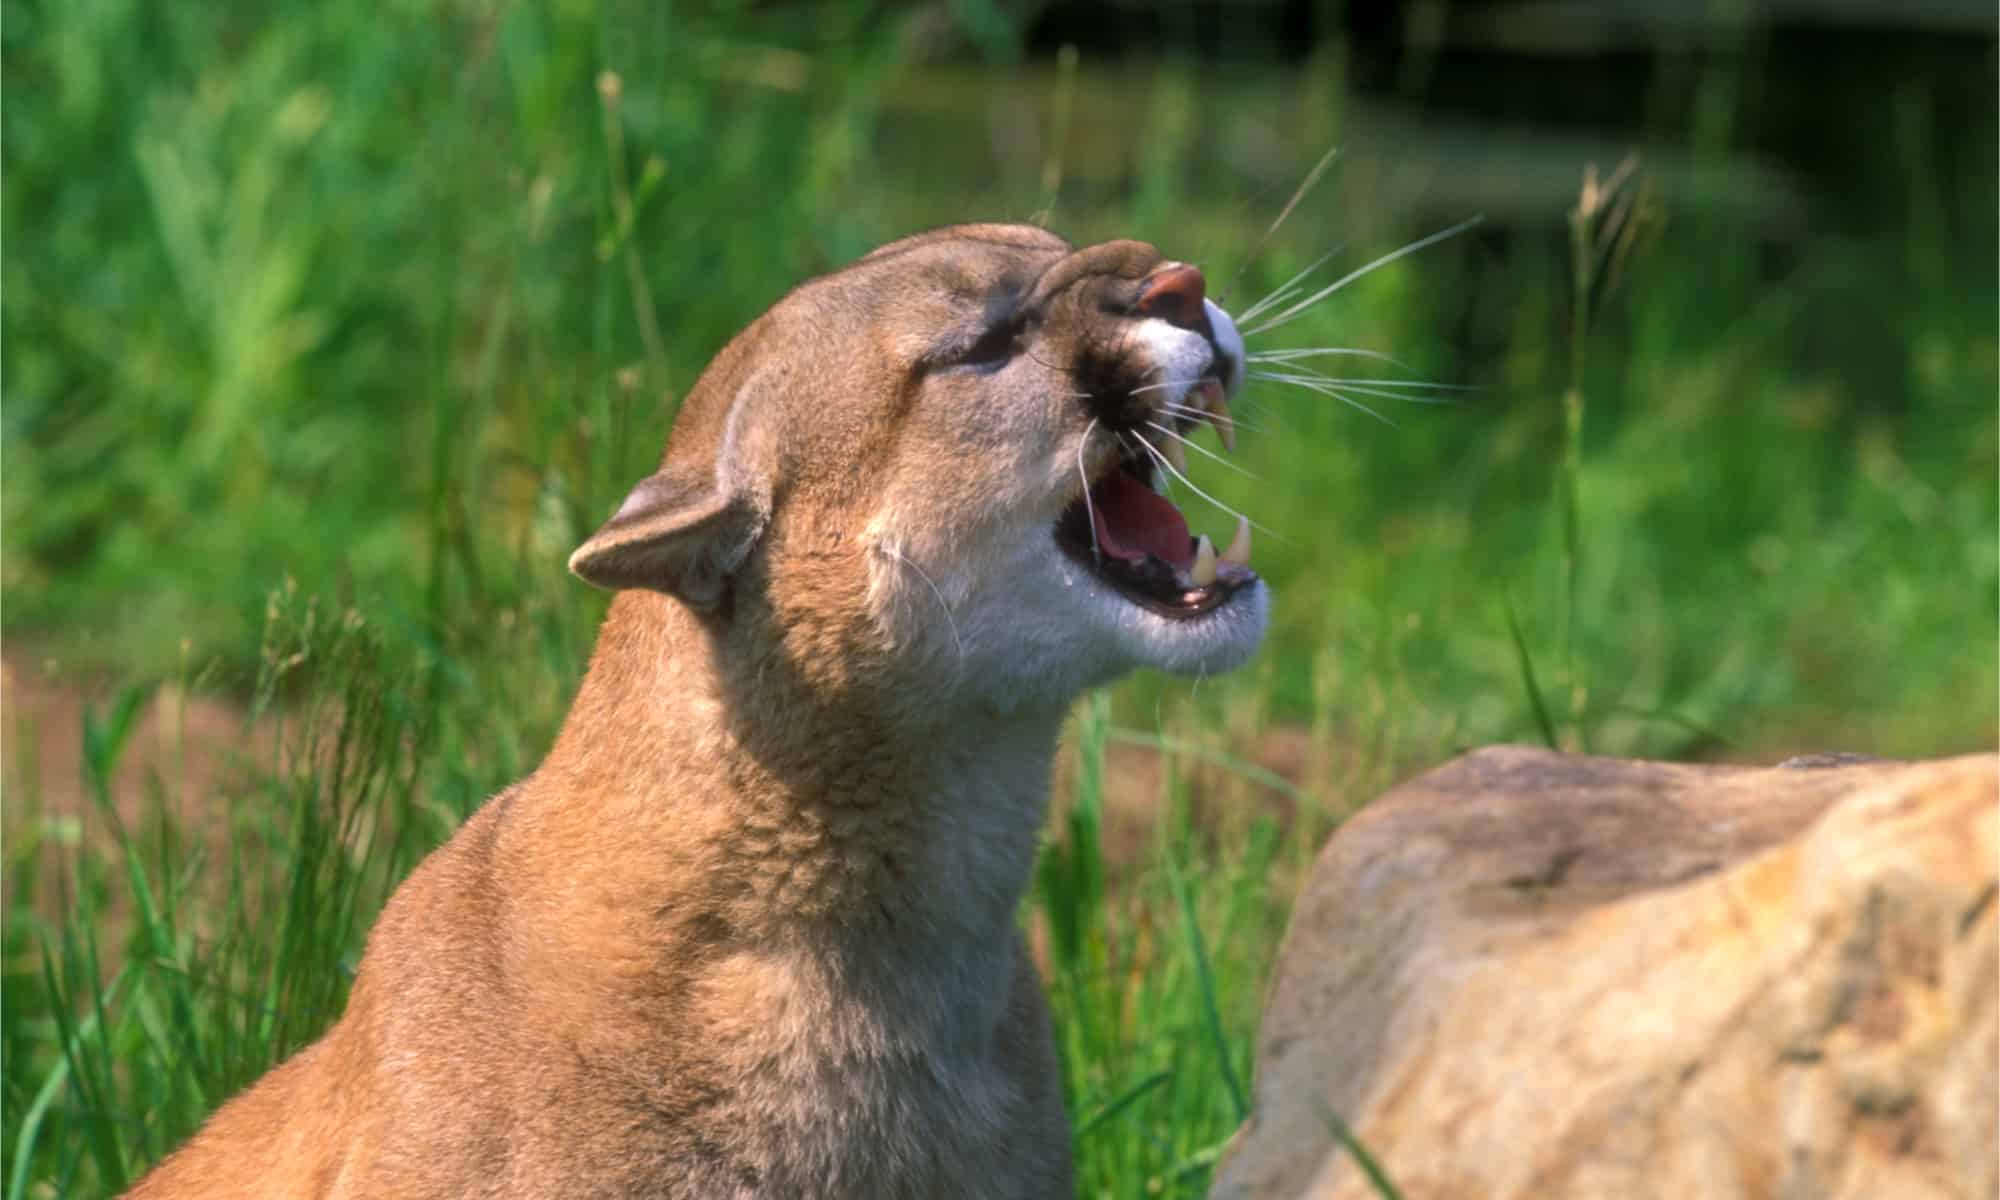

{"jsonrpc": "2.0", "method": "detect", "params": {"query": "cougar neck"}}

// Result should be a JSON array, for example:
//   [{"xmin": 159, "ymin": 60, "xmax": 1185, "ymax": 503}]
[{"xmin": 543, "ymin": 587, "xmax": 1064, "ymax": 948}]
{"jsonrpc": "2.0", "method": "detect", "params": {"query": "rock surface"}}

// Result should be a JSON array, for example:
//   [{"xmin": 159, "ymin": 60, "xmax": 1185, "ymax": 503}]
[{"xmin": 1210, "ymin": 747, "xmax": 1997, "ymax": 1200}]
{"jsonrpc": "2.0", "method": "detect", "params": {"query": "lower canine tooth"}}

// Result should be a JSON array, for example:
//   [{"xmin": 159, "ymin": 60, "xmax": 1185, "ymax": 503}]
[
  {"xmin": 1220, "ymin": 516, "xmax": 1251, "ymax": 565},
  {"xmin": 1190, "ymin": 535, "xmax": 1218, "ymax": 586},
  {"xmin": 1161, "ymin": 435, "xmax": 1187, "ymax": 475}
]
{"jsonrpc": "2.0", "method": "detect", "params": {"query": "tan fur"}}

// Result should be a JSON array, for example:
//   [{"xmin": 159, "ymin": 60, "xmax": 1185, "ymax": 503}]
[{"xmin": 126, "ymin": 225, "xmax": 1262, "ymax": 1198}]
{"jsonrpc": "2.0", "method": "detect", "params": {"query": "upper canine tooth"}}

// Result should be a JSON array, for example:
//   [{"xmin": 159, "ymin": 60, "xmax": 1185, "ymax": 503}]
[
  {"xmin": 1160, "ymin": 434, "xmax": 1187, "ymax": 475},
  {"xmin": 1190, "ymin": 534, "xmax": 1218, "ymax": 586},
  {"xmin": 1195, "ymin": 378, "xmax": 1223, "ymax": 415},
  {"xmin": 1221, "ymin": 515, "xmax": 1251, "ymax": 565},
  {"xmin": 1209, "ymin": 392, "xmax": 1237, "ymax": 453}
]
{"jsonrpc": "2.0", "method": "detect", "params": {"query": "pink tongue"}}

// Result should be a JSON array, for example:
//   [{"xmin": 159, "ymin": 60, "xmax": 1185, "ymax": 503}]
[{"xmin": 1091, "ymin": 471, "xmax": 1193, "ymax": 571}]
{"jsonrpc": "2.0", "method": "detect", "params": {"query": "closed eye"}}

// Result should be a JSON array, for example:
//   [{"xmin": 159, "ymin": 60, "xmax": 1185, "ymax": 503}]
[{"xmin": 954, "ymin": 315, "xmax": 1024, "ymax": 371}]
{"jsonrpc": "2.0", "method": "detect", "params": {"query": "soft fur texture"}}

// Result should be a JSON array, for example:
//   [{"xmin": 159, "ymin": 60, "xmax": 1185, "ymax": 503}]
[{"xmin": 126, "ymin": 225, "xmax": 1265, "ymax": 1198}]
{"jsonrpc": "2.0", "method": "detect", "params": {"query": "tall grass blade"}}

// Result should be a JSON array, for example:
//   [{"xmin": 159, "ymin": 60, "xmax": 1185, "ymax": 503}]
[
  {"xmin": 1165, "ymin": 1138, "xmax": 1229, "ymax": 1183},
  {"xmin": 1224, "ymin": 143, "xmax": 1340, "ymax": 304},
  {"xmin": 1105, "ymin": 728, "xmax": 1306, "ymax": 801},
  {"xmin": 1503, "ymin": 596, "xmax": 1561, "ymax": 750},
  {"xmin": 1317, "ymin": 1103, "xmax": 1406, "ymax": 1200},
  {"xmin": 1163, "ymin": 851, "xmax": 1246, "ymax": 1123},
  {"xmin": 1599, "ymin": 704, "xmax": 1735, "ymax": 749},
  {"xmin": 1072, "ymin": 1069, "xmax": 1172, "ymax": 1141},
  {"xmin": 10, "ymin": 1043, "xmax": 75, "ymax": 1200}
]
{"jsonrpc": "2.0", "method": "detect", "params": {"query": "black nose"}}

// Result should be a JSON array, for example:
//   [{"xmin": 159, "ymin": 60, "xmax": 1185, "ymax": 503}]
[{"xmin": 1136, "ymin": 263, "xmax": 1213, "ymax": 338}]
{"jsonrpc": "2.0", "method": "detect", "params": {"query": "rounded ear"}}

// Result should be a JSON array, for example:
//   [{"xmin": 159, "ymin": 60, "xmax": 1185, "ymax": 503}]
[
  {"xmin": 567, "ymin": 469, "xmax": 759, "ymax": 608},
  {"xmin": 570, "ymin": 370, "xmax": 781, "ymax": 608}
]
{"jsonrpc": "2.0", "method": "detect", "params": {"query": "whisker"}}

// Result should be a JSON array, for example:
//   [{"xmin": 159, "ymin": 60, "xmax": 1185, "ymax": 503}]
[
  {"xmin": 1244, "ymin": 373, "xmax": 1397, "ymax": 426},
  {"xmin": 1230, "ymin": 391, "xmax": 1295, "ymax": 423},
  {"xmin": 1248, "ymin": 350, "xmax": 1475, "ymax": 402},
  {"xmin": 1248, "ymin": 346, "xmax": 1414, "ymax": 371},
  {"xmin": 1253, "ymin": 367, "xmax": 1470, "ymax": 391},
  {"xmin": 1159, "ymin": 400, "xmax": 1271, "ymax": 435},
  {"xmin": 1246, "ymin": 370, "xmax": 1460, "ymax": 407},
  {"xmin": 1246, "ymin": 364, "xmax": 1446, "ymax": 386},
  {"xmin": 1222, "ymin": 144, "xmax": 1341, "ymax": 305},
  {"xmin": 1235, "ymin": 247, "xmax": 1343, "ymax": 325},
  {"xmin": 874, "ymin": 543, "xmax": 965, "ymax": 666},
  {"xmin": 1143, "ymin": 420, "xmax": 1260, "ymax": 479},
  {"xmin": 1201, "ymin": 389, "xmax": 1301, "ymax": 433},
  {"xmin": 1078, "ymin": 417, "xmax": 1102, "ymax": 563},
  {"xmin": 1129, "ymin": 432, "xmax": 1283, "ymax": 539},
  {"xmin": 1234, "ymin": 282, "xmax": 1300, "ymax": 325},
  {"xmin": 1113, "ymin": 430, "xmax": 1161, "ymax": 497},
  {"xmin": 1244, "ymin": 215, "xmax": 1485, "ymax": 338}
]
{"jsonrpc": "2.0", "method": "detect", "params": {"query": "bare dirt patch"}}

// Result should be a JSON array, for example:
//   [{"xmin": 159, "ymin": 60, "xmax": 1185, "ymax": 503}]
[{"xmin": 2, "ymin": 646, "xmax": 284, "ymax": 928}]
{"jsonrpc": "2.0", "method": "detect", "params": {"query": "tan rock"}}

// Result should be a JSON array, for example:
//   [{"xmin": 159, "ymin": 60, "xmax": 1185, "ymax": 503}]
[{"xmin": 1211, "ymin": 747, "xmax": 1998, "ymax": 1200}]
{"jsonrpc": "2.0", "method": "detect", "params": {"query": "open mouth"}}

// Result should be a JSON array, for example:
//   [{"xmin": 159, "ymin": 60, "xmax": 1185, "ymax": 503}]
[{"xmin": 1054, "ymin": 408, "xmax": 1256, "ymax": 620}]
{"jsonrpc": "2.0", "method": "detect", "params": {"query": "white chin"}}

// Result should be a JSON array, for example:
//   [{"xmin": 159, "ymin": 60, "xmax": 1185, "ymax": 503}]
[
  {"xmin": 877, "ymin": 531, "xmax": 1271, "ymax": 714},
  {"xmin": 1093, "ymin": 577, "xmax": 1272, "ymax": 679}
]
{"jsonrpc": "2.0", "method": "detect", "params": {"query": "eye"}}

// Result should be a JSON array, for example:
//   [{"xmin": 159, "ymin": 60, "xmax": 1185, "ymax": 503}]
[{"xmin": 956, "ymin": 316, "xmax": 1024, "ymax": 371}]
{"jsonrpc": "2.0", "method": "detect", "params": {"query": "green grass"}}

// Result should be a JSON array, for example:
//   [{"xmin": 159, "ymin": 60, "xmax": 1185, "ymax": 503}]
[{"xmin": 4, "ymin": 1, "xmax": 1995, "ymax": 1196}]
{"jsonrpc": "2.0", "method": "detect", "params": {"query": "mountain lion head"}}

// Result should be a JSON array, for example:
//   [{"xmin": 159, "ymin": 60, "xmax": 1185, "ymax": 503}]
[{"xmin": 570, "ymin": 223, "xmax": 1266, "ymax": 714}]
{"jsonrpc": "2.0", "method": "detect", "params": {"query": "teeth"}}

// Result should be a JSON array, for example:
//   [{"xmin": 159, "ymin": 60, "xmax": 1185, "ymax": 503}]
[
  {"xmin": 1160, "ymin": 434, "xmax": 1187, "ymax": 475},
  {"xmin": 1192, "ymin": 379, "xmax": 1237, "ymax": 453},
  {"xmin": 1149, "ymin": 465, "xmax": 1169, "ymax": 496},
  {"xmin": 1209, "ymin": 391, "xmax": 1237, "ymax": 453},
  {"xmin": 1220, "ymin": 516, "xmax": 1251, "ymax": 566},
  {"xmin": 1190, "ymin": 534, "xmax": 1218, "ymax": 586}
]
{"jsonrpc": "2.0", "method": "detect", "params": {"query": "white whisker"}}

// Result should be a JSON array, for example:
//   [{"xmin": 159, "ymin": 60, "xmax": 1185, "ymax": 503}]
[
  {"xmin": 1237, "ymin": 280, "xmax": 1314, "ymax": 328},
  {"xmin": 1244, "ymin": 372, "xmax": 1396, "ymax": 426},
  {"xmin": 1235, "ymin": 247, "xmax": 1343, "ymax": 325},
  {"xmin": 1234, "ymin": 281, "xmax": 1301, "ymax": 324},
  {"xmin": 1143, "ymin": 420, "xmax": 1259, "ymax": 479},
  {"xmin": 1129, "ymin": 432, "xmax": 1282, "ymax": 539},
  {"xmin": 1250, "ymin": 361, "xmax": 1469, "ymax": 392},
  {"xmin": 1257, "ymin": 373, "xmax": 1468, "ymax": 393},
  {"xmin": 1247, "ymin": 346, "xmax": 1413, "ymax": 371},
  {"xmin": 1247, "ymin": 370, "xmax": 1457, "ymax": 406},
  {"xmin": 1077, "ymin": 418, "xmax": 1102, "ymax": 563},
  {"xmin": 1245, "ymin": 215, "xmax": 1484, "ymax": 338},
  {"xmin": 1230, "ymin": 393, "xmax": 1293, "ymax": 424},
  {"xmin": 874, "ymin": 544, "xmax": 964, "ymax": 667},
  {"xmin": 1159, "ymin": 401, "xmax": 1270, "ymax": 434},
  {"xmin": 1223, "ymin": 143, "xmax": 1341, "ymax": 305},
  {"xmin": 1113, "ymin": 430, "xmax": 1159, "ymax": 496}
]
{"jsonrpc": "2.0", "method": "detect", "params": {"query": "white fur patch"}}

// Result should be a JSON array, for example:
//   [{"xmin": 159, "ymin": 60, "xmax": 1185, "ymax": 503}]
[
  {"xmin": 1205, "ymin": 298, "xmax": 1246, "ymax": 394},
  {"xmin": 865, "ymin": 296, "xmax": 1265, "ymax": 715}
]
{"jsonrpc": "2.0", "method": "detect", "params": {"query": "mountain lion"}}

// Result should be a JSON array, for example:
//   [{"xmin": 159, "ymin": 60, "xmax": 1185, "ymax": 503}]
[{"xmin": 127, "ymin": 224, "xmax": 1266, "ymax": 1198}]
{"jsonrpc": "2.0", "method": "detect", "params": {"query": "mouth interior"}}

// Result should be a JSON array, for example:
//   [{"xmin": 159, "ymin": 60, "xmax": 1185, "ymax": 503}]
[
  {"xmin": 1090, "ymin": 470, "xmax": 1194, "ymax": 571},
  {"xmin": 1054, "ymin": 452, "xmax": 1254, "ymax": 619}
]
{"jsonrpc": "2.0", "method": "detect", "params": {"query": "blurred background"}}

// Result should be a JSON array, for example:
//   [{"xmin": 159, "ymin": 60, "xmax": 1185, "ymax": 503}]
[
  {"xmin": 7, "ymin": 0, "xmax": 1995, "ymax": 756},
  {"xmin": 4, "ymin": 1, "xmax": 1995, "ymax": 1194}
]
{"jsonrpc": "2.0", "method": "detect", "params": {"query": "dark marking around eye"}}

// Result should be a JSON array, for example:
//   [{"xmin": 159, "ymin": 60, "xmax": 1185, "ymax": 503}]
[
  {"xmin": 923, "ymin": 278, "xmax": 1036, "ymax": 374},
  {"xmin": 980, "ymin": 282, "xmax": 1028, "ymax": 330},
  {"xmin": 957, "ymin": 311, "xmax": 1024, "ymax": 369}
]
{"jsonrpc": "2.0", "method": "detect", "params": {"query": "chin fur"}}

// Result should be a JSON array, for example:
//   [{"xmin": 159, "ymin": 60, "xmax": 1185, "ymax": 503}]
[{"xmin": 867, "ymin": 524, "xmax": 1270, "ymax": 716}]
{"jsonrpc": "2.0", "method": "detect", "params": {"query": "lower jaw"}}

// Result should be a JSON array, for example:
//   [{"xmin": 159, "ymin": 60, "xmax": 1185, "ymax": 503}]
[
  {"xmin": 1053, "ymin": 539, "xmax": 1255, "ymax": 621},
  {"xmin": 1112, "ymin": 579, "xmax": 1270, "ymax": 677}
]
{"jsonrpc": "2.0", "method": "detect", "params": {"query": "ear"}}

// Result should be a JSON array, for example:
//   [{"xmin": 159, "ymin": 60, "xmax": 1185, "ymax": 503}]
[
  {"xmin": 567, "ymin": 469, "xmax": 757, "ymax": 608},
  {"xmin": 569, "ymin": 372, "xmax": 780, "ymax": 608}
]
